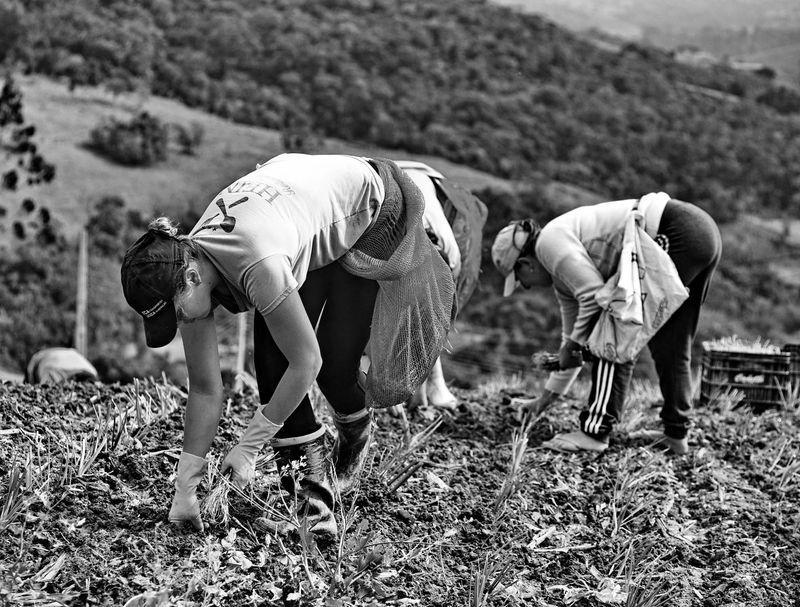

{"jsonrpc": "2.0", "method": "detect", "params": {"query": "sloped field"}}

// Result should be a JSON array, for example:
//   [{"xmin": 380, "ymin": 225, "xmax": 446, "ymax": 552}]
[{"xmin": 0, "ymin": 377, "xmax": 798, "ymax": 606}]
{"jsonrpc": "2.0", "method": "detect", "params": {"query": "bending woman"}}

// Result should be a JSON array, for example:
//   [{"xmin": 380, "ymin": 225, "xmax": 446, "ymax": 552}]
[
  {"xmin": 491, "ymin": 193, "xmax": 721, "ymax": 454},
  {"xmin": 121, "ymin": 154, "xmax": 454, "ymax": 534}
]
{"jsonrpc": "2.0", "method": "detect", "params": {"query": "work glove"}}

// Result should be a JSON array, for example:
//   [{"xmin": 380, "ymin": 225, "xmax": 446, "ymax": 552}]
[
  {"xmin": 523, "ymin": 390, "xmax": 560, "ymax": 418},
  {"xmin": 558, "ymin": 338, "xmax": 584, "ymax": 370},
  {"xmin": 221, "ymin": 406, "xmax": 283, "ymax": 489},
  {"xmin": 168, "ymin": 452, "xmax": 207, "ymax": 531}
]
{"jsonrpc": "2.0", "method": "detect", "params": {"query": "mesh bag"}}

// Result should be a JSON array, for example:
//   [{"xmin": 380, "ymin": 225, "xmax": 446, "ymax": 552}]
[{"xmin": 341, "ymin": 159, "xmax": 455, "ymax": 408}]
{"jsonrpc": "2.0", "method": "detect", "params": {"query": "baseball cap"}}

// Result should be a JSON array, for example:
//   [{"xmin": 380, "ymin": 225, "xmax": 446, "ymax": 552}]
[
  {"xmin": 491, "ymin": 219, "xmax": 540, "ymax": 297},
  {"xmin": 120, "ymin": 230, "xmax": 185, "ymax": 348}
]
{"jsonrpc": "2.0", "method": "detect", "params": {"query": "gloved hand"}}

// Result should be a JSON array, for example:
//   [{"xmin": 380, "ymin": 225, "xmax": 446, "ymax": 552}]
[
  {"xmin": 558, "ymin": 339, "xmax": 584, "ymax": 370},
  {"xmin": 523, "ymin": 390, "xmax": 560, "ymax": 417},
  {"xmin": 169, "ymin": 452, "xmax": 207, "ymax": 531},
  {"xmin": 221, "ymin": 406, "xmax": 282, "ymax": 489}
]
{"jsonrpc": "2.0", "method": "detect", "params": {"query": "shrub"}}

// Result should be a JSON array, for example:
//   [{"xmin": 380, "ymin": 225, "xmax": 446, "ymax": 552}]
[
  {"xmin": 172, "ymin": 120, "xmax": 205, "ymax": 155},
  {"xmin": 88, "ymin": 111, "xmax": 168, "ymax": 166},
  {"xmin": 756, "ymin": 86, "xmax": 800, "ymax": 115}
]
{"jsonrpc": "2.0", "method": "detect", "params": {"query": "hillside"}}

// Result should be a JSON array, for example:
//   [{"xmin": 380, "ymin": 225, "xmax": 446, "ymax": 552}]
[
  {"xmin": 5, "ymin": 0, "xmax": 800, "ymax": 217},
  {"xmin": 0, "ymin": 74, "xmax": 603, "ymax": 378},
  {"xmin": 3, "ymin": 0, "xmax": 800, "ymax": 380},
  {"xmin": 492, "ymin": 0, "xmax": 800, "ymax": 36},
  {"xmin": 0, "ymin": 76, "xmax": 521, "ymax": 242},
  {"xmin": 4, "ymin": 73, "xmax": 800, "ymax": 384},
  {"xmin": 491, "ymin": 0, "xmax": 800, "ymax": 87}
]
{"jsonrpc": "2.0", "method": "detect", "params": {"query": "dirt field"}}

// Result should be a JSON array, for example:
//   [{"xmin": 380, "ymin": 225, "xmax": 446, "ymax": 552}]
[{"xmin": 1, "ymin": 375, "xmax": 798, "ymax": 606}]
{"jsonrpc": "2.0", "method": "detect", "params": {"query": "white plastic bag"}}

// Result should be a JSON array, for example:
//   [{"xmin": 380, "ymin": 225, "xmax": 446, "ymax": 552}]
[{"xmin": 588, "ymin": 206, "xmax": 689, "ymax": 363}]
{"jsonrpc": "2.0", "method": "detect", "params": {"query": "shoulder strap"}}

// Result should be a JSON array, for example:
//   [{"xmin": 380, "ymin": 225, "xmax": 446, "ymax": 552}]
[{"xmin": 632, "ymin": 197, "xmax": 644, "ymax": 228}]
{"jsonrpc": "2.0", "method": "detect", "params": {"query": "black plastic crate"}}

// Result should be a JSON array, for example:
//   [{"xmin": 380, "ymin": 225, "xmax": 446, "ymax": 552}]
[
  {"xmin": 700, "ymin": 347, "xmax": 792, "ymax": 410},
  {"xmin": 781, "ymin": 344, "xmax": 800, "ymax": 383}
]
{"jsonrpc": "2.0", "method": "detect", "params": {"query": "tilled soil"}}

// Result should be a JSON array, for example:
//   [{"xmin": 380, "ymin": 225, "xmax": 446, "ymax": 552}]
[{"xmin": 0, "ymin": 378, "xmax": 798, "ymax": 606}]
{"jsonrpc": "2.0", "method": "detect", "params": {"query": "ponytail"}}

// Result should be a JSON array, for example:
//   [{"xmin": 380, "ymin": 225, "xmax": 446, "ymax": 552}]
[
  {"xmin": 146, "ymin": 216, "xmax": 199, "ymax": 266},
  {"xmin": 148, "ymin": 216, "xmax": 180, "ymax": 238}
]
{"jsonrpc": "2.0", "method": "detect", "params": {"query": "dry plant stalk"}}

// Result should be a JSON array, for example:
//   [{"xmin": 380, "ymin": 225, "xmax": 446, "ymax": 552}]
[
  {"xmin": 469, "ymin": 554, "xmax": 512, "ymax": 607},
  {"xmin": 616, "ymin": 540, "xmax": 671, "ymax": 607},
  {"xmin": 777, "ymin": 378, "xmax": 800, "ymax": 409},
  {"xmin": 611, "ymin": 453, "xmax": 671, "ymax": 537},
  {"xmin": 66, "ymin": 410, "xmax": 109, "ymax": 478},
  {"xmin": 494, "ymin": 414, "xmax": 533, "ymax": 513},
  {"xmin": 0, "ymin": 464, "xmax": 27, "ymax": 532},
  {"xmin": 777, "ymin": 458, "xmax": 800, "ymax": 490},
  {"xmin": 703, "ymin": 335, "xmax": 781, "ymax": 353},
  {"xmin": 329, "ymin": 477, "xmax": 367, "ymax": 593},
  {"xmin": 618, "ymin": 380, "xmax": 663, "ymax": 434},
  {"xmin": 202, "ymin": 481, "xmax": 232, "ymax": 527},
  {"xmin": 768, "ymin": 438, "xmax": 800, "ymax": 491},
  {"xmin": 706, "ymin": 386, "xmax": 746, "ymax": 414},
  {"xmin": 406, "ymin": 415, "xmax": 444, "ymax": 454},
  {"xmin": 385, "ymin": 461, "xmax": 424, "ymax": 493},
  {"xmin": 378, "ymin": 415, "xmax": 443, "ymax": 490},
  {"xmin": 201, "ymin": 453, "xmax": 286, "ymax": 528}
]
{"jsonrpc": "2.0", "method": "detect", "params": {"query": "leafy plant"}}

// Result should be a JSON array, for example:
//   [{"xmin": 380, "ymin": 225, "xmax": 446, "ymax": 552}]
[
  {"xmin": 0, "ymin": 463, "xmax": 27, "ymax": 532},
  {"xmin": 88, "ymin": 111, "xmax": 168, "ymax": 166},
  {"xmin": 469, "ymin": 553, "xmax": 512, "ymax": 607},
  {"xmin": 494, "ymin": 412, "xmax": 533, "ymax": 516}
]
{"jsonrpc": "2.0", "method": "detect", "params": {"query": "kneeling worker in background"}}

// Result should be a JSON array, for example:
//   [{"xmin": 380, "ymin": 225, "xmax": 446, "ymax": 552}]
[{"xmin": 26, "ymin": 347, "xmax": 99, "ymax": 384}]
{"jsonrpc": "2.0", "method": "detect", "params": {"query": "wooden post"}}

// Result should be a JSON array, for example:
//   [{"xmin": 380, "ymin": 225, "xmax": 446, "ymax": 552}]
[
  {"xmin": 74, "ymin": 227, "xmax": 88, "ymax": 357},
  {"xmin": 233, "ymin": 312, "xmax": 248, "ymax": 391}
]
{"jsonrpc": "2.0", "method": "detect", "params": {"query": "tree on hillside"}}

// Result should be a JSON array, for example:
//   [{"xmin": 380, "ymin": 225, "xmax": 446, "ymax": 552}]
[
  {"xmin": 0, "ymin": 1, "xmax": 23, "ymax": 64},
  {"xmin": 0, "ymin": 237, "xmax": 76, "ymax": 371},
  {"xmin": 0, "ymin": 76, "xmax": 56, "ymax": 243},
  {"xmin": 0, "ymin": 75, "xmax": 67, "ymax": 371}
]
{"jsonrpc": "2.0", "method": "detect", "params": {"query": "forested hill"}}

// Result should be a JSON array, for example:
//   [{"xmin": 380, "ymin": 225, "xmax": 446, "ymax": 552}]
[{"xmin": 4, "ymin": 0, "xmax": 800, "ymax": 220}]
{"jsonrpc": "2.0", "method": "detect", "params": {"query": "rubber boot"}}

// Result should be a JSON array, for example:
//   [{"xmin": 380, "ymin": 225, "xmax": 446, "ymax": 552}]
[
  {"xmin": 272, "ymin": 430, "xmax": 337, "ymax": 537},
  {"xmin": 331, "ymin": 408, "xmax": 372, "ymax": 495}
]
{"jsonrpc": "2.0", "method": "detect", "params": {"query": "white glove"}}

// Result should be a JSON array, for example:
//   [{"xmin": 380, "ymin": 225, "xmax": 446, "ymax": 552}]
[
  {"xmin": 168, "ymin": 452, "xmax": 207, "ymax": 531},
  {"xmin": 221, "ymin": 407, "xmax": 282, "ymax": 489}
]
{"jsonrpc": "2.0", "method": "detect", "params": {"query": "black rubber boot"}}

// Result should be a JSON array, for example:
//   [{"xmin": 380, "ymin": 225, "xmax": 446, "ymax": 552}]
[
  {"xmin": 273, "ymin": 433, "xmax": 337, "ymax": 537},
  {"xmin": 331, "ymin": 409, "xmax": 372, "ymax": 495}
]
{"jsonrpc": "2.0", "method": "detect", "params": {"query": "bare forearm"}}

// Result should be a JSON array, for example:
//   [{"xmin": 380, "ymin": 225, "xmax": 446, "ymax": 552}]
[
  {"xmin": 261, "ymin": 363, "xmax": 319, "ymax": 424},
  {"xmin": 182, "ymin": 390, "xmax": 224, "ymax": 457},
  {"xmin": 545, "ymin": 367, "xmax": 581, "ymax": 395}
]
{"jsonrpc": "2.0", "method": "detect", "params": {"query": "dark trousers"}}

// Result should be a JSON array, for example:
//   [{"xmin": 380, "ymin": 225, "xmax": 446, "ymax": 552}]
[
  {"xmin": 253, "ymin": 262, "xmax": 378, "ymax": 440},
  {"xmin": 580, "ymin": 200, "xmax": 722, "ymax": 440}
]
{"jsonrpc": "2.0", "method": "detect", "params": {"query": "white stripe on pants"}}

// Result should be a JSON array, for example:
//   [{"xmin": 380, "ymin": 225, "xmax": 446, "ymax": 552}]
[{"xmin": 583, "ymin": 358, "xmax": 615, "ymax": 435}]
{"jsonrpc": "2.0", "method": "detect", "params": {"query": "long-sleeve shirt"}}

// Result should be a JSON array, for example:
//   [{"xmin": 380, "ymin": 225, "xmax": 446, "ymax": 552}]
[{"xmin": 537, "ymin": 194, "xmax": 669, "ymax": 394}]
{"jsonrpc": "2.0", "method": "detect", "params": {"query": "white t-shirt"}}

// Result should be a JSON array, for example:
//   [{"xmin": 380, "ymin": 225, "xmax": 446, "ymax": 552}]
[{"xmin": 189, "ymin": 154, "xmax": 385, "ymax": 316}]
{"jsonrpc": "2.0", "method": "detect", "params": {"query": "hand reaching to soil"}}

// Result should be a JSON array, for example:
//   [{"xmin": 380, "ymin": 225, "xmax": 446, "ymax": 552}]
[
  {"xmin": 169, "ymin": 452, "xmax": 206, "ymax": 532},
  {"xmin": 220, "ymin": 407, "xmax": 283, "ymax": 490},
  {"xmin": 515, "ymin": 389, "xmax": 560, "ymax": 419},
  {"xmin": 220, "ymin": 445, "xmax": 256, "ymax": 489}
]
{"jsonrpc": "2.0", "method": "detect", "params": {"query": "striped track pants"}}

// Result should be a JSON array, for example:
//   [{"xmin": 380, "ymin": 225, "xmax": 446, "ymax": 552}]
[{"xmin": 579, "ymin": 356, "xmax": 635, "ymax": 438}]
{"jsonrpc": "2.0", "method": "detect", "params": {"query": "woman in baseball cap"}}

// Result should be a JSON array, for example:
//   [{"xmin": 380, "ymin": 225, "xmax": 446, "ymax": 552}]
[
  {"xmin": 121, "ymin": 153, "xmax": 455, "ymax": 535},
  {"xmin": 490, "ymin": 218, "xmax": 547, "ymax": 297},
  {"xmin": 491, "ymin": 193, "xmax": 720, "ymax": 456}
]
